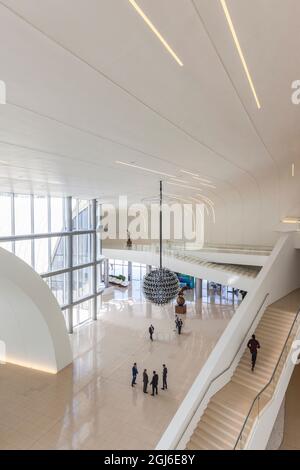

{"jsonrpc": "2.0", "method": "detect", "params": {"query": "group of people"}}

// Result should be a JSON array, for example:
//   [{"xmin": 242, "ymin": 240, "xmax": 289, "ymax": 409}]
[{"xmin": 131, "ymin": 363, "xmax": 168, "ymax": 396}]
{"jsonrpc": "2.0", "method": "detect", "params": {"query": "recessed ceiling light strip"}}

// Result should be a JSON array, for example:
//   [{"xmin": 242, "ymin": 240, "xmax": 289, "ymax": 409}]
[
  {"xmin": 192, "ymin": 177, "xmax": 216, "ymax": 188},
  {"xmin": 220, "ymin": 0, "xmax": 261, "ymax": 109},
  {"xmin": 115, "ymin": 161, "xmax": 176, "ymax": 178},
  {"xmin": 180, "ymin": 169, "xmax": 212, "ymax": 184},
  {"xmin": 128, "ymin": 0, "xmax": 183, "ymax": 66},
  {"xmin": 166, "ymin": 181, "xmax": 203, "ymax": 191}
]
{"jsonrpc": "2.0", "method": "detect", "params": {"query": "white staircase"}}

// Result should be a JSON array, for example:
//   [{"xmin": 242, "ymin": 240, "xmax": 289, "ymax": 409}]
[{"xmin": 186, "ymin": 293, "xmax": 300, "ymax": 450}]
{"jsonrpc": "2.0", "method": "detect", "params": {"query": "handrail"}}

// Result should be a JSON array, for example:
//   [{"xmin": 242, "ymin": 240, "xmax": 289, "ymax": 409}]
[
  {"xmin": 174, "ymin": 292, "xmax": 269, "ymax": 448},
  {"xmin": 234, "ymin": 307, "xmax": 300, "ymax": 450}
]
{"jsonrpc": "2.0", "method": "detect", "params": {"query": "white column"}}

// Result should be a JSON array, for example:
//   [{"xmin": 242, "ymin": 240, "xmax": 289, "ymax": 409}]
[
  {"xmin": 128, "ymin": 261, "xmax": 132, "ymax": 281},
  {"xmin": 91, "ymin": 199, "xmax": 97, "ymax": 321},
  {"xmin": 104, "ymin": 258, "xmax": 109, "ymax": 288},
  {"xmin": 195, "ymin": 278, "xmax": 203, "ymax": 299}
]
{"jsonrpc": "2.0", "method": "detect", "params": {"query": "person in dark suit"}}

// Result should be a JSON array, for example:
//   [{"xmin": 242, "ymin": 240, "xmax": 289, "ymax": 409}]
[
  {"xmin": 150, "ymin": 371, "xmax": 159, "ymax": 396},
  {"xmin": 178, "ymin": 318, "xmax": 183, "ymax": 335},
  {"xmin": 149, "ymin": 324, "xmax": 154, "ymax": 341},
  {"xmin": 161, "ymin": 364, "xmax": 168, "ymax": 390},
  {"xmin": 131, "ymin": 362, "xmax": 138, "ymax": 387},
  {"xmin": 143, "ymin": 369, "xmax": 149, "ymax": 393},
  {"xmin": 247, "ymin": 335, "xmax": 260, "ymax": 372}
]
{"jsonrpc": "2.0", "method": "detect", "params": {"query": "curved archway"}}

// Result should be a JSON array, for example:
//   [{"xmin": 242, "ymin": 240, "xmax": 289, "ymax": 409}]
[{"xmin": 0, "ymin": 248, "xmax": 72, "ymax": 373}]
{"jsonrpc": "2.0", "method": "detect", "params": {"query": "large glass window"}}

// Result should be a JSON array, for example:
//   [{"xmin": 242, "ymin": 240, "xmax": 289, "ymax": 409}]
[
  {"xmin": 51, "ymin": 197, "xmax": 65, "ymax": 232},
  {"xmin": 73, "ymin": 267, "xmax": 91, "ymax": 302},
  {"xmin": 34, "ymin": 238, "xmax": 49, "ymax": 274},
  {"xmin": 0, "ymin": 194, "xmax": 12, "ymax": 236},
  {"xmin": 73, "ymin": 299, "xmax": 92, "ymax": 327},
  {"xmin": 46, "ymin": 273, "xmax": 68, "ymax": 307},
  {"xmin": 34, "ymin": 196, "xmax": 48, "ymax": 233},
  {"xmin": 0, "ymin": 241, "xmax": 13, "ymax": 253},
  {"xmin": 73, "ymin": 234, "xmax": 91, "ymax": 266},
  {"xmin": 15, "ymin": 240, "xmax": 32, "ymax": 266},
  {"xmin": 132, "ymin": 263, "xmax": 146, "ymax": 281},
  {"xmin": 51, "ymin": 236, "xmax": 68, "ymax": 271},
  {"xmin": 0, "ymin": 192, "xmax": 102, "ymax": 332},
  {"xmin": 14, "ymin": 194, "xmax": 31, "ymax": 235}
]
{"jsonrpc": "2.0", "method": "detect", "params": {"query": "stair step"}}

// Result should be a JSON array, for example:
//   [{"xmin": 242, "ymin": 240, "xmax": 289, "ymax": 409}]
[
  {"xmin": 259, "ymin": 319, "xmax": 291, "ymax": 333},
  {"xmin": 241, "ymin": 352, "xmax": 278, "ymax": 367},
  {"xmin": 209, "ymin": 402, "xmax": 245, "ymax": 426},
  {"xmin": 231, "ymin": 376, "xmax": 271, "ymax": 395},
  {"xmin": 194, "ymin": 428, "xmax": 232, "ymax": 450},
  {"xmin": 264, "ymin": 308, "xmax": 294, "ymax": 319},
  {"xmin": 205, "ymin": 408, "xmax": 244, "ymax": 433},
  {"xmin": 262, "ymin": 312, "xmax": 294, "ymax": 324},
  {"xmin": 238, "ymin": 361, "xmax": 273, "ymax": 378},
  {"xmin": 211, "ymin": 399, "xmax": 246, "ymax": 420},
  {"xmin": 259, "ymin": 320, "xmax": 291, "ymax": 334},
  {"xmin": 234, "ymin": 368, "xmax": 269, "ymax": 385},
  {"xmin": 256, "ymin": 325, "xmax": 289, "ymax": 338},
  {"xmin": 201, "ymin": 415, "xmax": 238, "ymax": 441},
  {"xmin": 188, "ymin": 430, "xmax": 224, "ymax": 450}
]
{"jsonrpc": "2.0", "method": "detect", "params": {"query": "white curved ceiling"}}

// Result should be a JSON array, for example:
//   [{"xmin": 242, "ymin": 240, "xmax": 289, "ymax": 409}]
[{"xmin": 0, "ymin": 0, "xmax": 299, "ymax": 245}]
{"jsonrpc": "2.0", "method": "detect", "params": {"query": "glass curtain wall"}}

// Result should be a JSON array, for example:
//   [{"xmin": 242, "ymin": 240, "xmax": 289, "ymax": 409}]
[
  {"xmin": 109, "ymin": 260, "xmax": 146, "ymax": 281},
  {"xmin": 0, "ymin": 193, "xmax": 104, "ymax": 332}
]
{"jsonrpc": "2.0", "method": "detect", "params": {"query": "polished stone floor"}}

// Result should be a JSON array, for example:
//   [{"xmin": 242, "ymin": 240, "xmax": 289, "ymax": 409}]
[
  {"xmin": 0, "ymin": 283, "xmax": 238, "ymax": 450},
  {"xmin": 280, "ymin": 364, "xmax": 300, "ymax": 450}
]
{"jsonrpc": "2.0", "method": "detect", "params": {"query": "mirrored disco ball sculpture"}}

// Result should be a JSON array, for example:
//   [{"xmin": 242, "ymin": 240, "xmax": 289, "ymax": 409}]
[{"xmin": 143, "ymin": 267, "xmax": 179, "ymax": 305}]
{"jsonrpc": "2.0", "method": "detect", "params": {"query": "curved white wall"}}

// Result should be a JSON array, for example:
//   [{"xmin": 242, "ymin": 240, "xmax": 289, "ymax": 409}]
[{"xmin": 0, "ymin": 248, "xmax": 72, "ymax": 373}]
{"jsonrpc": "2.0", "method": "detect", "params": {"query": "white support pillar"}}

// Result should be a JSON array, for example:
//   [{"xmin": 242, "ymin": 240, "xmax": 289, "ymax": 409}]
[
  {"xmin": 104, "ymin": 258, "xmax": 109, "ymax": 288},
  {"xmin": 91, "ymin": 199, "xmax": 97, "ymax": 321},
  {"xmin": 128, "ymin": 261, "xmax": 132, "ymax": 281},
  {"xmin": 195, "ymin": 278, "xmax": 203, "ymax": 300},
  {"xmin": 66, "ymin": 196, "xmax": 73, "ymax": 334}
]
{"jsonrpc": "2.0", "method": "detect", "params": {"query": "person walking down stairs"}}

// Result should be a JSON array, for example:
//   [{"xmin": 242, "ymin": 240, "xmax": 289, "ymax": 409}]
[{"xmin": 247, "ymin": 334, "xmax": 260, "ymax": 372}]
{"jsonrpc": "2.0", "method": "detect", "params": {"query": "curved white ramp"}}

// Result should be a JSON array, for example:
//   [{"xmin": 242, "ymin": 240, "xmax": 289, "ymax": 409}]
[{"xmin": 0, "ymin": 248, "xmax": 72, "ymax": 373}]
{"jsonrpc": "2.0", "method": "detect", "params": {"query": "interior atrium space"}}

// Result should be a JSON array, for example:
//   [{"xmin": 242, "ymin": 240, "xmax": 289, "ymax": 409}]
[{"xmin": 0, "ymin": 0, "xmax": 300, "ymax": 456}]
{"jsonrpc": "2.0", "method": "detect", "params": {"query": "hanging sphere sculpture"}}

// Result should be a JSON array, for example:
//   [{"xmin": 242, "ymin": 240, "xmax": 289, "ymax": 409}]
[{"xmin": 143, "ymin": 268, "xmax": 179, "ymax": 305}]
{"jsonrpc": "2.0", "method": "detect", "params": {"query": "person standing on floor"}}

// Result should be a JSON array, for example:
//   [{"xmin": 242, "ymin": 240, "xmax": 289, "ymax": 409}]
[
  {"xmin": 150, "ymin": 370, "xmax": 159, "ymax": 396},
  {"xmin": 131, "ymin": 362, "xmax": 138, "ymax": 387},
  {"xmin": 161, "ymin": 364, "xmax": 168, "ymax": 390},
  {"xmin": 143, "ymin": 369, "xmax": 149, "ymax": 394},
  {"xmin": 149, "ymin": 324, "xmax": 154, "ymax": 341},
  {"xmin": 175, "ymin": 316, "xmax": 179, "ymax": 331},
  {"xmin": 178, "ymin": 318, "xmax": 183, "ymax": 335},
  {"xmin": 247, "ymin": 334, "xmax": 260, "ymax": 372}
]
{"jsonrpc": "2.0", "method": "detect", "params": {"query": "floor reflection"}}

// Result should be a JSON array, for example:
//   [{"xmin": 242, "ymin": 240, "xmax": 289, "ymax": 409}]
[{"xmin": 0, "ymin": 281, "xmax": 238, "ymax": 450}]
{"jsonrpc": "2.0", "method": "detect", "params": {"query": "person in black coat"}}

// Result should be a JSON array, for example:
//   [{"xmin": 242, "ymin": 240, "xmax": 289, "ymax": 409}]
[
  {"xmin": 247, "ymin": 335, "xmax": 260, "ymax": 372},
  {"xmin": 143, "ymin": 369, "xmax": 149, "ymax": 393},
  {"xmin": 150, "ymin": 370, "xmax": 159, "ymax": 396},
  {"xmin": 131, "ymin": 362, "xmax": 138, "ymax": 387},
  {"xmin": 149, "ymin": 324, "xmax": 154, "ymax": 341},
  {"xmin": 178, "ymin": 318, "xmax": 183, "ymax": 335},
  {"xmin": 161, "ymin": 364, "xmax": 168, "ymax": 390}
]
